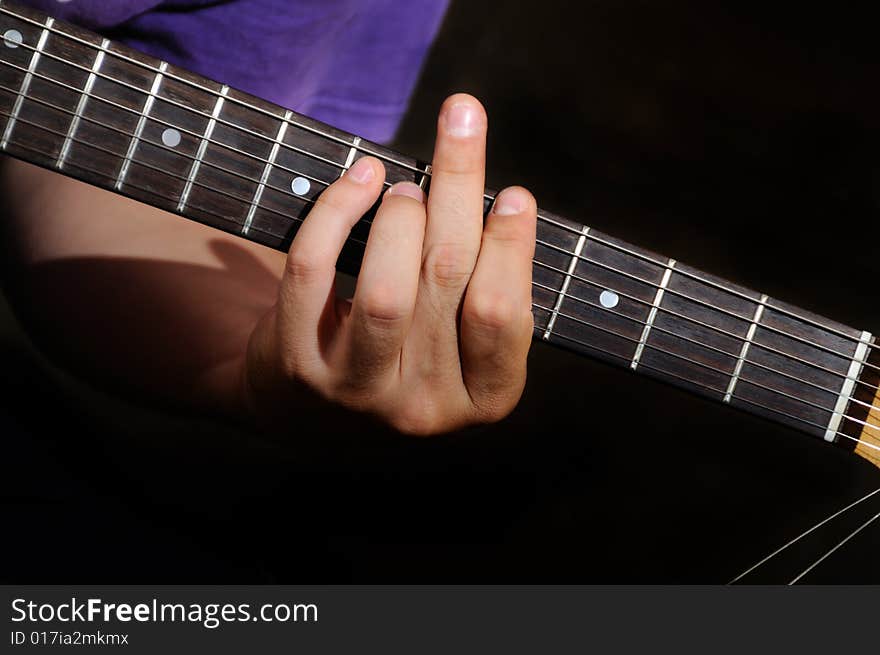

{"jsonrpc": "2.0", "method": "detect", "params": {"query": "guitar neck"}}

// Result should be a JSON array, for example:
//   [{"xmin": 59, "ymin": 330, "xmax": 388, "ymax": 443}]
[{"xmin": 2, "ymin": 1, "xmax": 879, "ymax": 467}]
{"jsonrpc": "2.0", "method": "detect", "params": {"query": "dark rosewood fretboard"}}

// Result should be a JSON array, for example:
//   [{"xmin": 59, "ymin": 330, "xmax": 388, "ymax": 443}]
[{"xmin": 2, "ymin": 1, "xmax": 879, "ymax": 467}]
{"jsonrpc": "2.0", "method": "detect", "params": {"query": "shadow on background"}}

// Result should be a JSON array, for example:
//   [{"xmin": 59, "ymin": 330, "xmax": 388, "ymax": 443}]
[{"xmin": 2, "ymin": 0, "xmax": 880, "ymax": 582}]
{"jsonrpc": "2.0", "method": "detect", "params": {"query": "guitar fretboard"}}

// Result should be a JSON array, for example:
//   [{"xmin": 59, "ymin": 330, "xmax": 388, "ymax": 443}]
[{"xmin": 1, "ymin": 1, "xmax": 878, "ymax": 457}]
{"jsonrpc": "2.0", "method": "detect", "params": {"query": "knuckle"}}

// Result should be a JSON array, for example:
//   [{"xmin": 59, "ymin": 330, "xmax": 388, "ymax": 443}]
[
  {"xmin": 422, "ymin": 242, "xmax": 473, "ymax": 289},
  {"xmin": 358, "ymin": 284, "xmax": 410, "ymax": 326},
  {"xmin": 326, "ymin": 368, "xmax": 381, "ymax": 409},
  {"xmin": 480, "ymin": 400, "xmax": 514, "ymax": 424},
  {"xmin": 333, "ymin": 383, "xmax": 374, "ymax": 410},
  {"xmin": 391, "ymin": 401, "xmax": 445, "ymax": 437},
  {"xmin": 275, "ymin": 348, "xmax": 300, "ymax": 381},
  {"xmin": 284, "ymin": 253, "xmax": 322, "ymax": 284},
  {"xmin": 432, "ymin": 159, "xmax": 483, "ymax": 177},
  {"xmin": 274, "ymin": 344, "xmax": 316, "ymax": 387},
  {"xmin": 278, "ymin": 357, "xmax": 315, "ymax": 392},
  {"xmin": 463, "ymin": 290, "xmax": 518, "ymax": 332},
  {"xmin": 381, "ymin": 387, "xmax": 451, "ymax": 437},
  {"xmin": 473, "ymin": 390, "xmax": 521, "ymax": 425}
]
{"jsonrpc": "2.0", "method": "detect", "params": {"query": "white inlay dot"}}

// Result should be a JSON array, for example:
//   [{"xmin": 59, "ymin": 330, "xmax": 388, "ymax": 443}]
[
  {"xmin": 291, "ymin": 176, "xmax": 311, "ymax": 196},
  {"xmin": 3, "ymin": 29, "xmax": 23, "ymax": 48},
  {"xmin": 599, "ymin": 290, "xmax": 619, "ymax": 309},
  {"xmin": 161, "ymin": 128, "xmax": 181, "ymax": 148}
]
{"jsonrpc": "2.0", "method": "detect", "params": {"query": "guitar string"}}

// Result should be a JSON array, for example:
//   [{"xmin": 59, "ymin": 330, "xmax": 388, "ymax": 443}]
[
  {"xmin": 548, "ymin": 327, "xmax": 880, "ymax": 452},
  {"xmin": 2, "ymin": 32, "xmax": 879, "ymax": 427},
  {"xmin": 0, "ymin": 105, "xmax": 333, "ymax": 230},
  {"xmin": 531, "ymin": 252, "xmax": 880, "ymax": 397},
  {"xmin": 530, "ymin": 276, "xmax": 879, "ymax": 414},
  {"xmin": 4, "ymin": 96, "xmax": 877, "ymax": 429},
  {"xmin": 0, "ymin": 33, "xmax": 415, "ymax": 187},
  {"xmin": 6, "ymin": 106, "xmax": 880, "ymax": 448},
  {"xmin": 0, "ymin": 6, "xmax": 418, "ymax": 168},
  {"xmin": 0, "ymin": 69, "xmax": 866, "ymax": 400},
  {"xmin": 3, "ymin": 9, "xmax": 876, "ymax": 355},
  {"xmin": 7, "ymin": 3, "xmax": 880, "ymax": 584},
  {"xmin": 1, "ymin": 37, "xmax": 876, "ymax": 375},
  {"xmin": 0, "ymin": 22, "xmax": 876, "ymax": 355},
  {"xmin": 536, "ymin": 212, "xmax": 873, "ymax": 350},
  {"xmin": 0, "ymin": 59, "xmax": 361, "ymax": 193},
  {"xmin": 533, "ymin": 299, "xmax": 880, "ymax": 446},
  {"xmin": 532, "ymin": 235, "xmax": 880, "ymax": 376},
  {"xmin": 1, "ymin": 59, "xmax": 873, "ymax": 387},
  {"xmin": 789, "ymin": 506, "xmax": 880, "ymax": 584},
  {"xmin": 727, "ymin": 486, "xmax": 880, "ymax": 584},
  {"xmin": 5, "ymin": 125, "xmax": 880, "ymax": 455},
  {"xmin": 5, "ymin": 109, "xmax": 880, "ymax": 445}
]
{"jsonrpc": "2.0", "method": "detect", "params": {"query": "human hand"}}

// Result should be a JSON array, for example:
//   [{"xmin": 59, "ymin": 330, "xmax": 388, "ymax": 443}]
[{"xmin": 244, "ymin": 94, "xmax": 537, "ymax": 435}]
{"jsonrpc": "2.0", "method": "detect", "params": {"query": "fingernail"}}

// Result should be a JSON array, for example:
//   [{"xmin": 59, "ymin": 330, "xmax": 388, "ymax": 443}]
[
  {"xmin": 387, "ymin": 181, "xmax": 426, "ymax": 203},
  {"xmin": 346, "ymin": 157, "xmax": 375, "ymax": 184},
  {"xmin": 443, "ymin": 102, "xmax": 484, "ymax": 137},
  {"xmin": 492, "ymin": 188, "xmax": 529, "ymax": 216}
]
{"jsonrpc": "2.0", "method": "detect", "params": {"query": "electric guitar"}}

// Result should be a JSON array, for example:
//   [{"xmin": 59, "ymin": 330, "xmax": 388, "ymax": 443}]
[{"xmin": 2, "ymin": 1, "xmax": 879, "ymax": 578}]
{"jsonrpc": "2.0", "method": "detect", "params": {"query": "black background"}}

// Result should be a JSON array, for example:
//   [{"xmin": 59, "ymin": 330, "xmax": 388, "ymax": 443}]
[{"xmin": 3, "ymin": 1, "xmax": 880, "ymax": 583}]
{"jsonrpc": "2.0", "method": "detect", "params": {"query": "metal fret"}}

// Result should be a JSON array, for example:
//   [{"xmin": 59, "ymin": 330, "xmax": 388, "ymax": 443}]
[
  {"xmin": 242, "ymin": 109, "xmax": 291, "ymax": 236},
  {"xmin": 543, "ymin": 225, "xmax": 589, "ymax": 340},
  {"xmin": 341, "ymin": 135, "xmax": 360, "ymax": 174},
  {"xmin": 0, "ymin": 16, "xmax": 52, "ymax": 149},
  {"xmin": 116, "ymin": 60, "xmax": 166, "ymax": 190},
  {"xmin": 3, "ymin": 0, "xmax": 879, "ymax": 457},
  {"xmin": 178, "ymin": 84, "xmax": 228, "ymax": 212},
  {"xmin": 56, "ymin": 37, "xmax": 108, "ymax": 169},
  {"xmin": 631, "ymin": 258, "xmax": 676, "ymax": 370},
  {"xmin": 826, "ymin": 331, "xmax": 872, "ymax": 442},
  {"xmin": 724, "ymin": 294, "xmax": 768, "ymax": 402},
  {"xmin": 419, "ymin": 163, "xmax": 432, "ymax": 191}
]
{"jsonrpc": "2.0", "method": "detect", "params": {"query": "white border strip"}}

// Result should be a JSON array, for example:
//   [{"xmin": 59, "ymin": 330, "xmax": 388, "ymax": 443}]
[
  {"xmin": 242, "ymin": 109, "xmax": 291, "ymax": 236},
  {"xmin": 57, "ymin": 37, "xmax": 109, "ymax": 169},
  {"xmin": 723, "ymin": 294, "xmax": 768, "ymax": 402},
  {"xmin": 116, "ymin": 60, "xmax": 167, "ymax": 190},
  {"xmin": 631, "ymin": 258, "xmax": 676, "ymax": 371},
  {"xmin": 543, "ymin": 226, "xmax": 589, "ymax": 340},
  {"xmin": 178, "ymin": 84, "xmax": 228, "ymax": 211},
  {"xmin": 1, "ymin": 17, "xmax": 53, "ymax": 149},
  {"xmin": 825, "ymin": 330, "xmax": 872, "ymax": 442}
]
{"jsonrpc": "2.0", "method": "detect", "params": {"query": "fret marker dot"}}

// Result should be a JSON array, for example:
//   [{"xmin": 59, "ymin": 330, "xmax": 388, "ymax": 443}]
[
  {"xmin": 599, "ymin": 290, "xmax": 619, "ymax": 309},
  {"xmin": 161, "ymin": 128, "xmax": 181, "ymax": 148},
  {"xmin": 3, "ymin": 30, "xmax": 23, "ymax": 48},
  {"xmin": 291, "ymin": 177, "xmax": 311, "ymax": 196}
]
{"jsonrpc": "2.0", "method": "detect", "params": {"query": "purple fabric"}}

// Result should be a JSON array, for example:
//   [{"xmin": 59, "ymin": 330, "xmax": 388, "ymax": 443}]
[{"xmin": 20, "ymin": 0, "xmax": 449, "ymax": 142}]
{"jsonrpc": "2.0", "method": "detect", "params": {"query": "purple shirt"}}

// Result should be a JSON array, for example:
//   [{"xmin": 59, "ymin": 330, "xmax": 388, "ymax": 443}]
[{"xmin": 20, "ymin": 0, "xmax": 449, "ymax": 142}]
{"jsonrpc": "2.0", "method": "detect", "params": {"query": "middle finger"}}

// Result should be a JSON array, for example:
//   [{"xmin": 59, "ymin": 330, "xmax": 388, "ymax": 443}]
[{"xmin": 420, "ymin": 94, "xmax": 488, "ymax": 313}]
